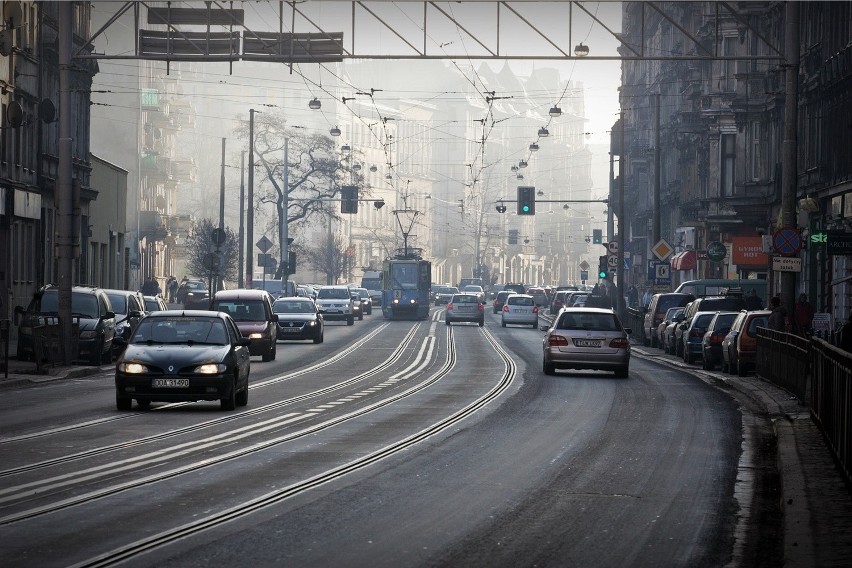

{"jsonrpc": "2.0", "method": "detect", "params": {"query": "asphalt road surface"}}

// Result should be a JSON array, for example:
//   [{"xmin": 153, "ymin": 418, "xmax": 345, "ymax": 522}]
[{"xmin": 0, "ymin": 308, "xmax": 780, "ymax": 567}]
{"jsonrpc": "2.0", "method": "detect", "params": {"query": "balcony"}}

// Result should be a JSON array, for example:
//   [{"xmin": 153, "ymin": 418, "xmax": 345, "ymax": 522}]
[
  {"xmin": 140, "ymin": 152, "xmax": 171, "ymax": 182},
  {"xmin": 171, "ymin": 158, "xmax": 197, "ymax": 183}
]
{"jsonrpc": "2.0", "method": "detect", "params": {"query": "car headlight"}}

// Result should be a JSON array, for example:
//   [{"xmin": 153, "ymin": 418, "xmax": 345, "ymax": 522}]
[
  {"xmin": 308, "ymin": 320, "xmax": 317, "ymax": 327},
  {"xmin": 118, "ymin": 362, "xmax": 149, "ymax": 374},
  {"xmin": 194, "ymin": 363, "xmax": 226, "ymax": 374},
  {"xmin": 80, "ymin": 330, "xmax": 97, "ymax": 339}
]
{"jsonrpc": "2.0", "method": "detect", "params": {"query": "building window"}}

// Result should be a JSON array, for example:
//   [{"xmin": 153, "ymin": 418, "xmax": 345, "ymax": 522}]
[
  {"xmin": 721, "ymin": 134, "xmax": 736, "ymax": 197},
  {"xmin": 721, "ymin": 36, "xmax": 737, "ymax": 92},
  {"xmin": 750, "ymin": 122, "xmax": 762, "ymax": 181}
]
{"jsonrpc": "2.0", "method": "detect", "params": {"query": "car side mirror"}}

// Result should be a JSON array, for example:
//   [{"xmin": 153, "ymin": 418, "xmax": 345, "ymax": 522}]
[
  {"xmin": 238, "ymin": 338, "xmax": 251, "ymax": 347},
  {"xmin": 272, "ymin": 314, "xmax": 279, "ymax": 322},
  {"xmin": 128, "ymin": 310, "xmax": 142, "ymax": 319},
  {"xmin": 105, "ymin": 311, "xmax": 116, "ymax": 319},
  {"xmin": 623, "ymin": 328, "xmax": 632, "ymax": 335},
  {"xmin": 113, "ymin": 336, "xmax": 127, "ymax": 347},
  {"xmin": 540, "ymin": 325, "xmax": 550, "ymax": 332}
]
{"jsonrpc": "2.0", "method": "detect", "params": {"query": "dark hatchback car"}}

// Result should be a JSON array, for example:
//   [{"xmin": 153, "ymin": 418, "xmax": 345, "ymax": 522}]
[
  {"xmin": 700, "ymin": 311, "xmax": 740, "ymax": 371},
  {"xmin": 15, "ymin": 285, "xmax": 116, "ymax": 365},
  {"xmin": 212, "ymin": 289, "xmax": 279, "ymax": 361},
  {"xmin": 114, "ymin": 311, "xmax": 251, "ymax": 411},
  {"xmin": 272, "ymin": 297, "xmax": 324, "ymax": 343},
  {"xmin": 492, "ymin": 290, "xmax": 511, "ymax": 314}
]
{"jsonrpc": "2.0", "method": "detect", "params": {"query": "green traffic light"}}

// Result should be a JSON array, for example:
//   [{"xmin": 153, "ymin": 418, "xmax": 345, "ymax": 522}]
[
  {"xmin": 522, "ymin": 205, "xmax": 530, "ymax": 212},
  {"xmin": 598, "ymin": 271, "xmax": 607, "ymax": 279}
]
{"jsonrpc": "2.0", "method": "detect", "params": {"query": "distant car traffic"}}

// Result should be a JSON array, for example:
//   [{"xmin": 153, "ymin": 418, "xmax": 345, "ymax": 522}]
[
  {"xmin": 541, "ymin": 308, "xmax": 631, "ymax": 377},
  {"xmin": 351, "ymin": 287, "xmax": 373, "ymax": 315},
  {"xmin": 177, "ymin": 279, "xmax": 209, "ymax": 306},
  {"xmin": 143, "ymin": 295, "xmax": 169, "ymax": 312},
  {"xmin": 501, "ymin": 294, "xmax": 539, "ymax": 328},
  {"xmin": 433, "ymin": 286, "xmax": 458, "ymax": 306},
  {"xmin": 445, "ymin": 293, "xmax": 485, "ymax": 326},
  {"xmin": 103, "ymin": 289, "xmax": 147, "ymax": 357},
  {"xmin": 492, "ymin": 290, "xmax": 512, "ymax": 314},
  {"xmin": 315, "ymin": 285, "xmax": 356, "ymax": 325},
  {"xmin": 114, "ymin": 310, "xmax": 251, "ymax": 411},
  {"xmin": 272, "ymin": 297, "xmax": 324, "ymax": 343}
]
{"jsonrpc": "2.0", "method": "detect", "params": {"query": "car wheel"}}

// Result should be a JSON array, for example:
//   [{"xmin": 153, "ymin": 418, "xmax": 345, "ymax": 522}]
[
  {"xmin": 116, "ymin": 393, "xmax": 132, "ymax": 411},
  {"xmin": 543, "ymin": 358, "xmax": 556, "ymax": 375},
  {"xmin": 493, "ymin": 308, "xmax": 498, "ymax": 314},
  {"xmin": 314, "ymin": 333, "xmax": 323, "ymax": 344},
  {"xmin": 614, "ymin": 365, "xmax": 629, "ymax": 378},
  {"xmin": 136, "ymin": 399, "xmax": 151, "ymax": 410},
  {"xmin": 722, "ymin": 360, "xmax": 729, "ymax": 373},
  {"xmin": 235, "ymin": 381, "xmax": 248, "ymax": 407},
  {"xmin": 221, "ymin": 377, "xmax": 237, "ymax": 411},
  {"xmin": 729, "ymin": 359, "xmax": 737, "ymax": 375},
  {"xmin": 702, "ymin": 355, "xmax": 710, "ymax": 370},
  {"xmin": 737, "ymin": 359, "xmax": 747, "ymax": 377},
  {"xmin": 358, "ymin": 312, "xmax": 364, "ymax": 321},
  {"xmin": 684, "ymin": 351, "xmax": 693, "ymax": 365},
  {"xmin": 262, "ymin": 345, "xmax": 273, "ymax": 362},
  {"xmin": 501, "ymin": 319, "xmax": 506, "ymax": 327},
  {"xmin": 445, "ymin": 320, "xmax": 451, "ymax": 326},
  {"xmin": 101, "ymin": 347, "xmax": 112, "ymax": 365},
  {"xmin": 478, "ymin": 319, "xmax": 484, "ymax": 327},
  {"xmin": 347, "ymin": 316, "xmax": 354, "ymax": 326},
  {"xmin": 650, "ymin": 334, "xmax": 657, "ymax": 348},
  {"xmin": 271, "ymin": 342, "xmax": 277, "ymax": 361}
]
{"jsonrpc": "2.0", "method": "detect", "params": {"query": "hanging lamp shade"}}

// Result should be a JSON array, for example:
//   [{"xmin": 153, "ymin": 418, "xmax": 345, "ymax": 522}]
[
  {"xmin": 574, "ymin": 42, "xmax": 590, "ymax": 57},
  {"xmin": 309, "ymin": 97, "xmax": 321, "ymax": 110},
  {"xmin": 341, "ymin": 144, "xmax": 351, "ymax": 154},
  {"xmin": 549, "ymin": 106, "xmax": 562, "ymax": 117},
  {"xmin": 538, "ymin": 127, "xmax": 549, "ymax": 137},
  {"xmin": 330, "ymin": 126, "xmax": 341, "ymax": 137},
  {"xmin": 370, "ymin": 164, "xmax": 378, "ymax": 172},
  {"xmin": 519, "ymin": 160, "xmax": 528, "ymax": 168},
  {"xmin": 352, "ymin": 163, "xmax": 361, "ymax": 171},
  {"xmin": 529, "ymin": 143, "xmax": 539, "ymax": 152}
]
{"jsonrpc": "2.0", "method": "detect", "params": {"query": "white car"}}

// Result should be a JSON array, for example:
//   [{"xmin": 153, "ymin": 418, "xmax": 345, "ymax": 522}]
[
  {"xmin": 501, "ymin": 294, "xmax": 539, "ymax": 328},
  {"xmin": 461, "ymin": 285, "xmax": 485, "ymax": 302},
  {"xmin": 315, "ymin": 285, "xmax": 356, "ymax": 325}
]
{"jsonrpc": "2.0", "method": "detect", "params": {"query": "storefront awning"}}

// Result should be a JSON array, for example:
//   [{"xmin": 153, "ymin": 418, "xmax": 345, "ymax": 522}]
[{"xmin": 671, "ymin": 250, "xmax": 696, "ymax": 271}]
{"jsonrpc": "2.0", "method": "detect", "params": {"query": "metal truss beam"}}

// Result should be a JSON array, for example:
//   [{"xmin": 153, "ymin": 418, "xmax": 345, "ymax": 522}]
[{"xmin": 77, "ymin": 1, "xmax": 784, "ymax": 63}]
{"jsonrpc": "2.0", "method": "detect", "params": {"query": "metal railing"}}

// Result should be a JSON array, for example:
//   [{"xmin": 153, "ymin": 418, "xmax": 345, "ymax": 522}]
[
  {"xmin": 809, "ymin": 338, "xmax": 852, "ymax": 484},
  {"xmin": 756, "ymin": 327, "xmax": 810, "ymax": 401},
  {"xmin": 625, "ymin": 306, "xmax": 647, "ymax": 342}
]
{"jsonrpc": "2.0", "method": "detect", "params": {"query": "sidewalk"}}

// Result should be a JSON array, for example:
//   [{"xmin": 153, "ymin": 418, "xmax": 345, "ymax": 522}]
[
  {"xmin": 0, "ymin": 337, "xmax": 111, "ymax": 389},
  {"xmin": 632, "ymin": 343, "xmax": 852, "ymax": 568}
]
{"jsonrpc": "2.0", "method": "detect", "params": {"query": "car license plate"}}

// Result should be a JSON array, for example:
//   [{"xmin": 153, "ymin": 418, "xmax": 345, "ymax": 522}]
[
  {"xmin": 282, "ymin": 327, "xmax": 301, "ymax": 333},
  {"xmin": 457, "ymin": 306, "xmax": 472, "ymax": 312},
  {"xmin": 574, "ymin": 339, "xmax": 602, "ymax": 348},
  {"xmin": 152, "ymin": 378, "xmax": 189, "ymax": 388},
  {"xmin": 513, "ymin": 309, "xmax": 524, "ymax": 313}
]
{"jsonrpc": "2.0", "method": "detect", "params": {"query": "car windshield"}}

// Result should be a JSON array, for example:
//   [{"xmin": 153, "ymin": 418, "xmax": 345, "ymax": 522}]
[
  {"xmin": 508, "ymin": 297, "xmax": 534, "ymax": 306},
  {"xmin": 557, "ymin": 312, "xmax": 622, "ymax": 331},
  {"xmin": 462, "ymin": 285, "xmax": 483, "ymax": 293},
  {"xmin": 186, "ymin": 281, "xmax": 206, "ymax": 291},
  {"xmin": 747, "ymin": 316, "xmax": 769, "ymax": 334},
  {"xmin": 317, "ymin": 288, "xmax": 351, "ymax": 299},
  {"xmin": 273, "ymin": 300, "xmax": 315, "ymax": 314},
  {"xmin": 452, "ymin": 295, "xmax": 479, "ymax": 304},
  {"xmin": 213, "ymin": 300, "xmax": 267, "ymax": 321},
  {"xmin": 106, "ymin": 293, "xmax": 128, "ymax": 314},
  {"xmin": 714, "ymin": 313, "xmax": 739, "ymax": 329},
  {"xmin": 36, "ymin": 291, "xmax": 100, "ymax": 319},
  {"xmin": 694, "ymin": 314, "xmax": 715, "ymax": 327},
  {"xmin": 131, "ymin": 317, "xmax": 228, "ymax": 345},
  {"xmin": 145, "ymin": 298, "xmax": 163, "ymax": 311}
]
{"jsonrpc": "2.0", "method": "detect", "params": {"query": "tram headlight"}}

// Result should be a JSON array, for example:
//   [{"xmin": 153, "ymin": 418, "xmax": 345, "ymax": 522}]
[{"xmin": 392, "ymin": 298, "xmax": 400, "ymax": 304}]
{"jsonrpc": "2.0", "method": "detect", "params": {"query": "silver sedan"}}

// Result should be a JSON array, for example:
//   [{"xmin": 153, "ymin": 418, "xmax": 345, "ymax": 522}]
[
  {"xmin": 500, "ymin": 294, "xmax": 539, "ymax": 328},
  {"xmin": 541, "ymin": 308, "xmax": 631, "ymax": 377}
]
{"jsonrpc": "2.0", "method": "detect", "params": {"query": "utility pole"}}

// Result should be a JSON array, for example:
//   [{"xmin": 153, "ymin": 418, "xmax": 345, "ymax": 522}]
[
  {"xmin": 282, "ymin": 138, "xmax": 290, "ymax": 293},
  {"xmin": 58, "ymin": 2, "xmax": 73, "ymax": 364},
  {"xmin": 780, "ymin": 1, "xmax": 799, "ymax": 319},
  {"xmin": 246, "ymin": 109, "xmax": 256, "ymax": 289},
  {"xmin": 653, "ymin": 93, "xmax": 661, "ymax": 246},
  {"xmin": 238, "ymin": 150, "xmax": 245, "ymax": 288},
  {"xmin": 617, "ymin": 109, "xmax": 626, "ymax": 319},
  {"xmin": 217, "ymin": 137, "xmax": 226, "ymax": 295}
]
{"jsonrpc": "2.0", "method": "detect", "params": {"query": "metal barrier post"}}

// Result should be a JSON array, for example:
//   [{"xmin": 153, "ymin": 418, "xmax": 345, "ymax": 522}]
[{"xmin": 0, "ymin": 319, "xmax": 9, "ymax": 378}]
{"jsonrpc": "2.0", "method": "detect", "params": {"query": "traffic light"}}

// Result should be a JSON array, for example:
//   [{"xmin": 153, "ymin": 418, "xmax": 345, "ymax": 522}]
[
  {"xmin": 598, "ymin": 255, "xmax": 608, "ymax": 279},
  {"xmin": 288, "ymin": 250, "xmax": 296, "ymax": 274},
  {"xmin": 341, "ymin": 185, "xmax": 358, "ymax": 214},
  {"xmin": 592, "ymin": 229, "xmax": 603, "ymax": 244},
  {"xmin": 508, "ymin": 229, "xmax": 518, "ymax": 244},
  {"xmin": 517, "ymin": 186, "xmax": 535, "ymax": 215}
]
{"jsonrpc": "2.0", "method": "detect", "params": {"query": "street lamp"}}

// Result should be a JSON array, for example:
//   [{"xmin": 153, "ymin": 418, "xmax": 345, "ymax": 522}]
[
  {"xmin": 308, "ymin": 97, "xmax": 321, "ymax": 110},
  {"xmin": 574, "ymin": 43, "xmax": 589, "ymax": 57},
  {"xmin": 330, "ymin": 126, "xmax": 341, "ymax": 137},
  {"xmin": 529, "ymin": 143, "xmax": 539, "ymax": 152},
  {"xmin": 549, "ymin": 106, "xmax": 562, "ymax": 117},
  {"xmin": 538, "ymin": 127, "xmax": 549, "ymax": 137}
]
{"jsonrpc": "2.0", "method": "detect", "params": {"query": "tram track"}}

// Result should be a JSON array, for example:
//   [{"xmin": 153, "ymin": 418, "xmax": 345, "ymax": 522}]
[
  {"xmin": 67, "ymin": 324, "xmax": 517, "ymax": 568},
  {"xmin": 0, "ymin": 322, "xmax": 452, "ymax": 524}
]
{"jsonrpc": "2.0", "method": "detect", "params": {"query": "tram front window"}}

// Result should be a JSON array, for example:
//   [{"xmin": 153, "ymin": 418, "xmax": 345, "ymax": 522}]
[{"xmin": 391, "ymin": 264, "xmax": 418, "ymax": 289}]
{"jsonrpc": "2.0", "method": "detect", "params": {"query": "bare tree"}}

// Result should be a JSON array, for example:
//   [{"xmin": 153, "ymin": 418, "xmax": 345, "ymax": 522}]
[
  {"xmin": 234, "ymin": 112, "xmax": 368, "ymax": 271},
  {"xmin": 184, "ymin": 218, "xmax": 238, "ymax": 283},
  {"xmin": 302, "ymin": 217, "xmax": 349, "ymax": 285}
]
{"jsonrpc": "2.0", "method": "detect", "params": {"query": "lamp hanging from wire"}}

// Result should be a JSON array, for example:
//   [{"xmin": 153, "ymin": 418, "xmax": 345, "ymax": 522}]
[
  {"xmin": 519, "ymin": 160, "xmax": 528, "ymax": 168},
  {"xmin": 330, "ymin": 126, "xmax": 341, "ymax": 137},
  {"xmin": 341, "ymin": 144, "xmax": 351, "ymax": 154},
  {"xmin": 574, "ymin": 42, "xmax": 589, "ymax": 57},
  {"xmin": 538, "ymin": 127, "xmax": 549, "ymax": 138},
  {"xmin": 370, "ymin": 164, "xmax": 377, "ymax": 172},
  {"xmin": 549, "ymin": 106, "xmax": 562, "ymax": 117},
  {"xmin": 308, "ymin": 97, "xmax": 321, "ymax": 110},
  {"xmin": 529, "ymin": 143, "xmax": 539, "ymax": 152}
]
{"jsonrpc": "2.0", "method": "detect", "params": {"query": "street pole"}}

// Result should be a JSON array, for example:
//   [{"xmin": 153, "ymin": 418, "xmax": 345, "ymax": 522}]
[
  {"xmin": 246, "ymin": 109, "xmax": 255, "ymax": 289},
  {"xmin": 780, "ymin": 1, "xmax": 799, "ymax": 319},
  {"xmin": 282, "ymin": 137, "xmax": 289, "ymax": 293},
  {"xmin": 58, "ymin": 2, "xmax": 73, "ymax": 364},
  {"xmin": 217, "ymin": 137, "xmax": 226, "ymax": 295},
  {"xmin": 653, "ymin": 93, "xmax": 661, "ymax": 246},
  {"xmin": 238, "ymin": 150, "xmax": 245, "ymax": 288},
  {"xmin": 617, "ymin": 109, "xmax": 626, "ymax": 319}
]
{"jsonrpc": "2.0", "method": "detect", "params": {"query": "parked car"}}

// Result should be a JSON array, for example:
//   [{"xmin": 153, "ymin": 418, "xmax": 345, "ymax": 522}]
[
  {"xmin": 541, "ymin": 308, "xmax": 631, "ymax": 377},
  {"xmin": 722, "ymin": 310, "xmax": 771, "ymax": 376},
  {"xmin": 143, "ymin": 295, "xmax": 169, "ymax": 312},
  {"xmin": 272, "ymin": 297, "xmax": 324, "ymax": 343},
  {"xmin": 211, "ymin": 289, "xmax": 278, "ymax": 361},
  {"xmin": 350, "ymin": 287, "xmax": 373, "ymax": 315},
  {"xmin": 643, "ymin": 293, "xmax": 694, "ymax": 348},
  {"xmin": 315, "ymin": 285, "xmax": 356, "ymax": 325},
  {"xmin": 103, "ymin": 289, "xmax": 148, "ymax": 356},
  {"xmin": 679, "ymin": 311, "xmax": 718, "ymax": 364},
  {"xmin": 114, "ymin": 310, "xmax": 251, "ymax": 411},
  {"xmin": 14, "ymin": 285, "xmax": 116, "ymax": 365},
  {"xmin": 661, "ymin": 309, "xmax": 687, "ymax": 354},
  {"xmin": 656, "ymin": 307, "xmax": 684, "ymax": 353},
  {"xmin": 501, "ymin": 294, "xmax": 539, "ymax": 328},
  {"xmin": 433, "ymin": 286, "xmax": 458, "ymax": 306},
  {"xmin": 674, "ymin": 296, "xmax": 748, "ymax": 357},
  {"xmin": 445, "ymin": 293, "xmax": 485, "ymax": 326},
  {"xmin": 700, "ymin": 311, "xmax": 740, "ymax": 370},
  {"xmin": 492, "ymin": 290, "xmax": 512, "ymax": 314}
]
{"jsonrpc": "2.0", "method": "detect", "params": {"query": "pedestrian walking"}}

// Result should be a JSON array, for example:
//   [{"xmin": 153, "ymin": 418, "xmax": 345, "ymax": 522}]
[
  {"xmin": 167, "ymin": 277, "xmax": 178, "ymax": 303},
  {"xmin": 795, "ymin": 293, "xmax": 814, "ymax": 335},
  {"xmin": 768, "ymin": 296, "xmax": 788, "ymax": 332}
]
